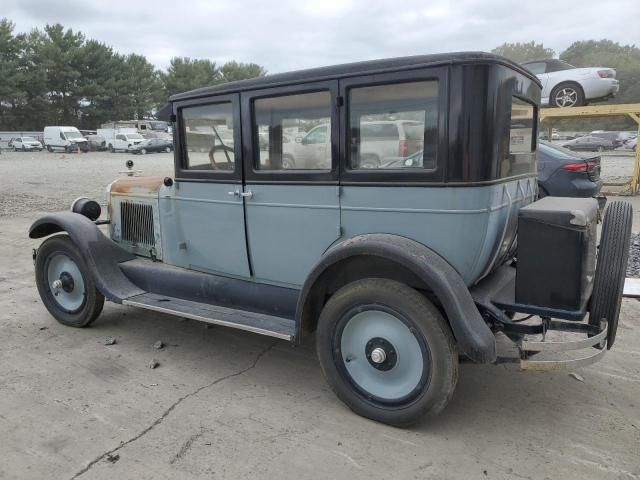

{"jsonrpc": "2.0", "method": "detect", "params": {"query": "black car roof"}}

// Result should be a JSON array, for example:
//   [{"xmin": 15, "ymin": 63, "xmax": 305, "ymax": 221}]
[{"xmin": 170, "ymin": 51, "xmax": 540, "ymax": 102}]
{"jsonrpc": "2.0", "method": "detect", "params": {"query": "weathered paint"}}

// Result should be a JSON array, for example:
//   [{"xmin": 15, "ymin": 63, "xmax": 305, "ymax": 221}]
[{"xmin": 110, "ymin": 176, "xmax": 165, "ymax": 196}]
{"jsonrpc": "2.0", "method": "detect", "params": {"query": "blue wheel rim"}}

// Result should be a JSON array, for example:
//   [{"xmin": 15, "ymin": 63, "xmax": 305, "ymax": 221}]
[
  {"xmin": 46, "ymin": 254, "xmax": 86, "ymax": 313},
  {"xmin": 334, "ymin": 305, "xmax": 431, "ymax": 406}
]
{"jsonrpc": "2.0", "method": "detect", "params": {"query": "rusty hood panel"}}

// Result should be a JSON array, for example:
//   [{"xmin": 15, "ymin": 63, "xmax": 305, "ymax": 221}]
[{"xmin": 110, "ymin": 176, "xmax": 165, "ymax": 196}]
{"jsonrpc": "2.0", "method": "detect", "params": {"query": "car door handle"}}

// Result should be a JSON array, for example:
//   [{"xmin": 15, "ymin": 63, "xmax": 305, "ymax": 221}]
[
  {"xmin": 227, "ymin": 189, "xmax": 240, "ymax": 197},
  {"xmin": 240, "ymin": 190, "xmax": 253, "ymax": 199}
]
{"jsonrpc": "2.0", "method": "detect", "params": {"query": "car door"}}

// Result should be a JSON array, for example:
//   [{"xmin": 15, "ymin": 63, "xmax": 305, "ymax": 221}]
[
  {"xmin": 241, "ymin": 82, "xmax": 341, "ymax": 287},
  {"xmin": 159, "ymin": 93, "xmax": 251, "ymax": 278}
]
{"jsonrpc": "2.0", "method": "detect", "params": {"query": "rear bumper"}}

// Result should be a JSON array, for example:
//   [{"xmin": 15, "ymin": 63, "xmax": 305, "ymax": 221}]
[
  {"xmin": 471, "ymin": 265, "xmax": 610, "ymax": 370},
  {"xmin": 582, "ymin": 77, "xmax": 619, "ymax": 101}
]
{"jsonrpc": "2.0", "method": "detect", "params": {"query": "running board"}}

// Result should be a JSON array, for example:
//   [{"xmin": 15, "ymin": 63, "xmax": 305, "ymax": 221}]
[{"xmin": 122, "ymin": 293, "xmax": 296, "ymax": 340}]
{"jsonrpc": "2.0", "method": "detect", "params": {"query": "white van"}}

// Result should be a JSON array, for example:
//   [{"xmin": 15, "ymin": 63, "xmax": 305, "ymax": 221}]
[
  {"xmin": 43, "ymin": 126, "xmax": 89, "ymax": 152},
  {"xmin": 97, "ymin": 128, "xmax": 146, "ymax": 152}
]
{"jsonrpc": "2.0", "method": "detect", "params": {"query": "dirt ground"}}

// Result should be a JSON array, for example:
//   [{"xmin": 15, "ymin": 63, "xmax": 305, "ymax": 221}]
[{"xmin": 1, "ymin": 150, "xmax": 639, "ymax": 480}]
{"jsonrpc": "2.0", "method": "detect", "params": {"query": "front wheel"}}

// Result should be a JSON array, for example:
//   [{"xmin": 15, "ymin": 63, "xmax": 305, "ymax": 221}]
[
  {"xmin": 35, "ymin": 235, "xmax": 104, "ymax": 327},
  {"xmin": 140, "ymin": 148, "xmax": 147, "ymax": 155},
  {"xmin": 316, "ymin": 278, "xmax": 458, "ymax": 426}
]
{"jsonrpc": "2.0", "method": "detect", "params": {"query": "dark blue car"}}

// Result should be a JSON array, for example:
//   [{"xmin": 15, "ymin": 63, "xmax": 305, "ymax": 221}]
[{"xmin": 537, "ymin": 141, "xmax": 603, "ymax": 200}]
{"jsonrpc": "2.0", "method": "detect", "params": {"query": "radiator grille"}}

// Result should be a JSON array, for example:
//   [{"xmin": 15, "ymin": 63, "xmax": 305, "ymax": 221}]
[{"xmin": 120, "ymin": 201, "xmax": 155, "ymax": 247}]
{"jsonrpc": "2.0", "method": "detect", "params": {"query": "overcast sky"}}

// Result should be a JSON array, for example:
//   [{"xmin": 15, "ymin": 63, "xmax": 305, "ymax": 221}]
[{"xmin": 4, "ymin": 0, "xmax": 640, "ymax": 74}]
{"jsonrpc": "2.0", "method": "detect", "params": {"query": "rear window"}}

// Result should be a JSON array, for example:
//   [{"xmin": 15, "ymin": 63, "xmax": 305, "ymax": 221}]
[{"xmin": 498, "ymin": 96, "xmax": 537, "ymax": 178}]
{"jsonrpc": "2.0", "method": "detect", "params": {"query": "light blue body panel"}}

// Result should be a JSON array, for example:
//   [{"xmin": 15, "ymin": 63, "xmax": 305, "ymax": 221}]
[
  {"xmin": 135, "ymin": 176, "xmax": 535, "ymax": 289},
  {"xmin": 340, "ymin": 176, "xmax": 537, "ymax": 286},
  {"xmin": 158, "ymin": 181, "xmax": 251, "ymax": 278},
  {"xmin": 244, "ymin": 184, "xmax": 340, "ymax": 287}
]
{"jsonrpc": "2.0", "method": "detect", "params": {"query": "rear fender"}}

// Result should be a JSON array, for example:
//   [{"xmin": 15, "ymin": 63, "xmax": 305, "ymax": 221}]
[
  {"xmin": 297, "ymin": 234, "xmax": 497, "ymax": 363},
  {"xmin": 29, "ymin": 212, "xmax": 144, "ymax": 302}
]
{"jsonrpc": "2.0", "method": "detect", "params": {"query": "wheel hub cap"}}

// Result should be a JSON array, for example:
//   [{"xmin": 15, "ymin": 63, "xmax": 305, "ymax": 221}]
[
  {"xmin": 365, "ymin": 337, "xmax": 397, "ymax": 371},
  {"xmin": 339, "ymin": 309, "xmax": 426, "ymax": 401},
  {"xmin": 47, "ymin": 254, "xmax": 86, "ymax": 312}
]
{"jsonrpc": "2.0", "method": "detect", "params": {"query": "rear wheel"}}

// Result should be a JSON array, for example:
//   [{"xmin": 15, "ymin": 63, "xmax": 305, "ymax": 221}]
[
  {"xmin": 589, "ymin": 201, "xmax": 632, "ymax": 348},
  {"xmin": 282, "ymin": 155, "xmax": 295, "ymax": 169},
  {"xmin": 35, "ymin": 235, "xmax": 104, "ymax": 328},
  {"xmin": 550, "ymin": 82, "xmax": 584, "ymax": 108},
  {"xmin": 316, "ymin": 278, "xmax": 458, "ymax": 426}
]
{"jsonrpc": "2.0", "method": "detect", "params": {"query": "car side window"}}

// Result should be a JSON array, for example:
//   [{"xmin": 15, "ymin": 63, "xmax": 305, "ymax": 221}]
[
  {"xmin": 253, "ymin": 91, "xmax": 331, "ymax": 171},
  {"xmin": 523, "ymin": 62, "xmax": 546, "ymax": 75},
  {"xmin": 181, "ymin": 102, "xmax": 235, "ymax": 171},
  {"xmin": 348, "ymin": 80, "xmax": 438, "ymax": 170}
]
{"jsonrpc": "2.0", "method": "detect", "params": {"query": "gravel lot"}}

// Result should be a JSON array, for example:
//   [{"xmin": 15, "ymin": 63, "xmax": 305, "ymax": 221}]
[{"xmin": 1, "ymin": 150, "xmax": 639, "ymax": 480}]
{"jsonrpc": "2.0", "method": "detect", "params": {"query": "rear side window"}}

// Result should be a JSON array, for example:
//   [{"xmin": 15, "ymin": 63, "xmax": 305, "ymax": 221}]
[
  {"xmin": 348, "ymin": 80, "xmax": 438, "ymax": 170},
  {"xmin": 523, "ymin": 62, "xmax": 546, "ymax": 75},
  {"xmin": 181, "ymin": 102, "xmax": 235, "ymax": 171},
  {"xmin": 253, "ymin": 90, "xmax": 331, "ymax": 171},
  {"xmin": 499, "ymin": 96, "xmax": 536, "ymax": 178}
]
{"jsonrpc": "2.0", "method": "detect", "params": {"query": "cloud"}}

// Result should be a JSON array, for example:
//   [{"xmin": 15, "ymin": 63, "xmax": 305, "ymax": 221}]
[{"xmin": 3, "ymin": 0, "xmax": 639, "ymax": 74}]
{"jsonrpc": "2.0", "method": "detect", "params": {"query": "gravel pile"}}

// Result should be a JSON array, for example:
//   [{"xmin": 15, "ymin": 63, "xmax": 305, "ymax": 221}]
[{"xmin": 627, "ymin": 233, "xmax": 640, "ymax": 277}]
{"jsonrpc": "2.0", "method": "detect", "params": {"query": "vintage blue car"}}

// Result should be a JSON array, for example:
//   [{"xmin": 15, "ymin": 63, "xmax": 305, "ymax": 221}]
[{"xmin": 29, "ymin": 52, "xmax": 632, "ymax": 426}]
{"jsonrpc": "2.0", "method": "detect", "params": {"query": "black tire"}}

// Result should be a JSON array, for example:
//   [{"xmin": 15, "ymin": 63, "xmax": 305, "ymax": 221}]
[
  {"xmin": 537, "ymin": 184, "xmax": 549, "ymax": 199},
  {"xmin": 165, "ymin": 146, "xmax": 171, "ymax": 153},
  {"xmin": 550, "ymin": 82, "xmax": 585, "ymax": 108},
  {"xmin": 282, "ymin": 155, "xmax": 295, "ymax": 169},
  {"xmin": 46, "ymin": 145, "xmax": 53, "ymax": 152},
  {"xmin": 589, "ymin": 201, "xmax": 632, "ymax": 348},
  {"xmin": 35, "ymin": 235, "xmax": 104, "ymax": 328},
  {"xmin": 140, "ymin": 148, "xmax": 147, "ymax": 155},
  {"xmin": 316, "ymin": 278, "xmax": 458, "ymax": 426},
  {"xmin": 108, "ymin": 144, "xmax": 114, "ymax": 153}
]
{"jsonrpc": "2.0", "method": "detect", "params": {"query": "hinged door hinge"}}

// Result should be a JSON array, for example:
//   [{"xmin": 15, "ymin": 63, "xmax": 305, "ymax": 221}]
[{"xmin": 336, "ymin": 96, "xmax": 344, "ymax": 107}]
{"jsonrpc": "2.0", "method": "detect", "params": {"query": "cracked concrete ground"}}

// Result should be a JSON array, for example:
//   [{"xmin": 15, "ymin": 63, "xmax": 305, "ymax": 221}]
[{"xmin": 1, "ymin": 151, "xmax": 640, "ymax": 479}]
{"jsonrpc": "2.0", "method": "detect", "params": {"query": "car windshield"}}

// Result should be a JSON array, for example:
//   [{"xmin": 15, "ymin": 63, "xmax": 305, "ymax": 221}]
[
  {"xmin": 538, "ymin": 141, "xmax": 579, "ymax": 159},
  {"xmin": 63, "ymin": 131, "xmax": 84, "ymax": 140},
  {"xmin": 22, "ymin": 137, "xmax": 37, "ymax": 141}
]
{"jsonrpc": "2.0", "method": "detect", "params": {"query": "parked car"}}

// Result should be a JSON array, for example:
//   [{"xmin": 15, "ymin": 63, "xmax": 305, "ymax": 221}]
[
  {"xmin": 590, "ymin": 131, "xmax": 627, "ymax": 148},
  {"xmin": 537, "ymin": 141, "xmax": 603, "ymax": 201},
  {"xmin": 130, "ymin": 138, "xmax": 174, "ymax": 154},
  {"xmin": 12, "ymin": 136, "xmax": 43, "ymax": 151},
  {"xmin": 85, "ymin": 134, "xmax": 107, "ymax": 152},
  {"xmin": 562, "ymin": 135, "xmax": 614, "ymax": 152},
  {"xmin": 623, "ymin": 136, "xmax": 637, "ymax": 151},
  {"xmin": 29, "ymin": 52, "xmax": 631, "ymax": 427},
  {"xmin": 279, "ymin": 120, "xmax": 424, "ymax": 169},
  {"xmin": 44, "ymin": 126, "xmax": 89, "ymax": 152},
  {"xmin": 522, "ymin": 59, "xmax": 619, "ymax": 107}
]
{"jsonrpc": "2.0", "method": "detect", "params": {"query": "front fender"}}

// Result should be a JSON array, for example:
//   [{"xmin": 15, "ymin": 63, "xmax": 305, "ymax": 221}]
[
  {"xmin": 296, "ymin": 234, "xmax": 497, "ymax": 363},
  {"xmin": 29, "ymin": 212, "xmax": 144, "ymax": 302}
]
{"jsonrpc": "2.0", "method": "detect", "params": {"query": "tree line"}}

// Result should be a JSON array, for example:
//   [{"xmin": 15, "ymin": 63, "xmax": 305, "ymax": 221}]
[
  {"xmin": 1, "ymin": 18, "xmax": 638, "ymax": 132},
  {"xmin": 0, "ymin": 19, "xmax": 266, "ymax": 130}
]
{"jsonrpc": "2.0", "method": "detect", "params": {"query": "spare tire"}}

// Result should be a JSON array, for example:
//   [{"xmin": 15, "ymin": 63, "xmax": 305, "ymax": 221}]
[{"xmin": 589, "ymin": 201, "xmax": 632, "ymax": 348}]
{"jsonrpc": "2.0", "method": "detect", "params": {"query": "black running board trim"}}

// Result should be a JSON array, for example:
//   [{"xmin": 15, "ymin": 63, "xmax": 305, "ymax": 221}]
[{"xmin": 122, "ymin": 293, "xmax": 295, "ymax": 341}]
